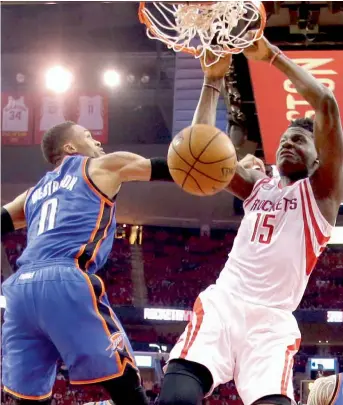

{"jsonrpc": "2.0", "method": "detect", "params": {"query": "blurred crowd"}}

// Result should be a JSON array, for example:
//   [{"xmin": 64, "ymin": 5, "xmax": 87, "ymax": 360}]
[
  {"xmin": 2, "ymin": 226, "xmax": 343, "ymax": 405},
  {"xmin": 2, "ymin": 226, "xmax": 343, "ymax": 310}
]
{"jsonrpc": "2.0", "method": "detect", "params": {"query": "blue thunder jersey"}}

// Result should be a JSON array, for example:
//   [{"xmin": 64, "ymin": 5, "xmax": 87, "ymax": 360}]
[
  {"xmin": 332, "ymin": 373, "xmax": 343, "ymax": 405},
  {"xmin": 17, "ymin": 155, "xmax": 116, "ymax": 273}
]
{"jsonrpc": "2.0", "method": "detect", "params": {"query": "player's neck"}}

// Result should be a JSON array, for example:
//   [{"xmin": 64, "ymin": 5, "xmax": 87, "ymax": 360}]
[{"xmin": 279, "ymin": 174, "xmax": 307, "ymax": 188}]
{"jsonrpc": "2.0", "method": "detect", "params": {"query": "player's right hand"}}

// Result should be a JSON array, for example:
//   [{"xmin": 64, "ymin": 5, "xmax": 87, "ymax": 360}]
[
  {"xmin": 239, "ymin": 154, "xmax": 266, "ymax": 173},
  {"xmin": 242, "ymin": 33, "xmax": 279, "ymax": 63},
  {"xmin": 200, "ymin": 51, "xmax": 232, "ymax": 80}
]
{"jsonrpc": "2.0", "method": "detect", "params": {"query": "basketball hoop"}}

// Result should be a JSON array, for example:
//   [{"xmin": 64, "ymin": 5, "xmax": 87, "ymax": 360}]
[{"xmin": 138, "ymin": 1, "xmax": 266, "ymax": 67}]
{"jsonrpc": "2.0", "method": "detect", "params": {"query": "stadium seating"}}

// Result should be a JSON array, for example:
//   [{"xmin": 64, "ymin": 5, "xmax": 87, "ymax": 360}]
[{"xmin": 2, "ymin": 226, "xmax": 343, "ymax": 405}]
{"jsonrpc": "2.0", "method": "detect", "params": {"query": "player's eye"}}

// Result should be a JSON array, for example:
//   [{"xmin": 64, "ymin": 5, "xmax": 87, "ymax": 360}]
[{"xmin": 293, "ymin": 136, "xmax": 303, "ymax": 143}]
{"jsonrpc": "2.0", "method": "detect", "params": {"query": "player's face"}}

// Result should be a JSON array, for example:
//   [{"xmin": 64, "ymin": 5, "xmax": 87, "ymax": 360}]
[
  {"xmin": 276, "ymin": 127, "xmax": 318, "ymax": 180},
  {"xmin": 67, "ymin": 125, "xmax": 105, "ymax": 158}
]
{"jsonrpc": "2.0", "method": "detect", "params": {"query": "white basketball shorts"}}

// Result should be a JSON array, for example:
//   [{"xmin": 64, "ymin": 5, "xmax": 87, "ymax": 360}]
[{"xmin": 168, "ymin": 284, "xmax": 301, "ymax": 405}]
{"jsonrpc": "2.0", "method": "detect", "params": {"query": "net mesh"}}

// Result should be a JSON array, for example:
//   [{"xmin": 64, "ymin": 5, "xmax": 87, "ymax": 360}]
[{"xmin": 139, "ymin": 1, "xmax": 266, "ymax": 66}]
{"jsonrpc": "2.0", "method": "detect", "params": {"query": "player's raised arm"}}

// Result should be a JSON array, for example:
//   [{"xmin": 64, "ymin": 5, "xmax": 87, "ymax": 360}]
[
  {"xmin": 193, "ymin": 52, "xmax": 267, "ymax": 200},
  {"xmin": 88, "ymin": 152, "xmax": 173, "ymax": 199},
  {"xmin": 1, "ymin": 191, "xmax": 28, "ymax": 236},
  {"xmin": 244, "ymin": 35, "xmax": 343, "ymax": 224}
]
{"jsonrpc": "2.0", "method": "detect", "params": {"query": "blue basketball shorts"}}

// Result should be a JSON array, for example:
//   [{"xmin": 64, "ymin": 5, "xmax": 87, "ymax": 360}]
[{"xmin": 2, "ymin": 260, "xmax": 137, "ymax": 399}]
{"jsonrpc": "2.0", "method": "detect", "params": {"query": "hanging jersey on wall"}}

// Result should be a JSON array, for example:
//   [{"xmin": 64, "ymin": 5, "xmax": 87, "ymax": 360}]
[
  {"xmin": 76, "ymin": 94, "xmax": 108, "ymax": 144},
  {"xmin": 40, "ymin": 96, "xmax": 66, "ymax": 131},
  {"xmin": 78, "ymin": 95, "xmax": 103, "ymax": 130},
  {"xmin": 1, "ymin": 94, "xmax": 33, "ymax": 145},
  {"xmin": 35, "ymin": 95, "xmax": 67, "ymax": 144}
]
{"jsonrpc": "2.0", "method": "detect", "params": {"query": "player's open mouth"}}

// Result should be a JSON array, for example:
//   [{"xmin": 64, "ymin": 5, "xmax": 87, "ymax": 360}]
[{"xmin": 280, "ymin": 150, "xmax": 295, "ymax": 158}]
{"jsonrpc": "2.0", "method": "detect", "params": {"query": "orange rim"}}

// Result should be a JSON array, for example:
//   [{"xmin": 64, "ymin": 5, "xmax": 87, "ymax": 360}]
[{"xmin": 138, "ymin": 1, "xmax": 267, "ymax": 56}]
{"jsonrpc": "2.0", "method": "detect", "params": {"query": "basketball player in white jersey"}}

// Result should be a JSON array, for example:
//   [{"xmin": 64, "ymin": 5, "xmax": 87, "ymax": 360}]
[
  {"xmin": 157, "ymin": 36, "xmax": 343, "ymax": 405},
  {"xmin": 307, "ymin": 373, "xmax": 343, "ymax": 405}
]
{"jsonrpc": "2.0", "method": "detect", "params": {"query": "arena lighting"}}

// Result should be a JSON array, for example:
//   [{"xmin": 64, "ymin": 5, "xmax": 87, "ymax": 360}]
[
  {"xmin": 16, "ymin": 73, "xmax": 25, "ymax": 83},
  {"xmin": 327, "ymin": 310, "xmax": 343, "ymax": 323},
  {"xmin": 103, "ymin": 70, "xmax": 120, "ymax": 88},
  {"xmin": 144, "ymin": 307, "xmax": 192, "ymax": 322},
  {"xmin": 328, "ymin": 227, "xmax": 343, "ymax": 245},
  {"xmin": 0, "ymin": 295, "xmax": 6, "ymax": 309},
  {"xmin": 45, "ymin": 66, "xmax": 73, "ymax": 94},
  {"xmin": 149, "ymin": 343, "xmax": 161, "ymax": 353},
  {"xmin": 134, "ymin": 355, "xmax": 152, "ymax": 368}
]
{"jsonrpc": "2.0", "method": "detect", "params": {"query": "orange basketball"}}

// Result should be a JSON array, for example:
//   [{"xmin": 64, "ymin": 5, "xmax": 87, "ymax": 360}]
[{"xmin": 167, "ymin": 124, "xmax": 237, "ymax": 196}]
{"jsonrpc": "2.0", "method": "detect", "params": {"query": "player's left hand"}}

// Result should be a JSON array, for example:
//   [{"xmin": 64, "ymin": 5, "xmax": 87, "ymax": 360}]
[
  {"xmin": 200, "ymin": 51, "xmax": 232, "ymax": 80},
  {"xmin": 243, "ymin": 33, "xmax": 279, "ymax": 63}
]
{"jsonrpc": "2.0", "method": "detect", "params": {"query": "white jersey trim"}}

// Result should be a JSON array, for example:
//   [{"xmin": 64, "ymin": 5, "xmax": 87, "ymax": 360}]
[{"xmin": 243, "ymin": 176, "xmax": 271, "ymax": 209}]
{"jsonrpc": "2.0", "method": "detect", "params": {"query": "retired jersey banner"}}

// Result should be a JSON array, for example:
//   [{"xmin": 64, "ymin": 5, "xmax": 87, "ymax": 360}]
[
  {"xmin": 34, "ymin": 94, "xmax": 68, "ymax": 144},
  {"xmin": 248, "ymin": 51, "xmax": 343, "ymax": 164},
  {"xmin": 76, "ymin": 93, "xmax": 108, "ymax": 144},
  {"xmin": 1, "ymin": 93, "xmax": 33, "ymax": 145}
]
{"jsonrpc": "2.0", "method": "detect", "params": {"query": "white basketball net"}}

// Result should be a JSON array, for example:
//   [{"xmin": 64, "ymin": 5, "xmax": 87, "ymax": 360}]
[{"xmin": 140, "ymin": 1, "xmax": 264, "ymax": 66}]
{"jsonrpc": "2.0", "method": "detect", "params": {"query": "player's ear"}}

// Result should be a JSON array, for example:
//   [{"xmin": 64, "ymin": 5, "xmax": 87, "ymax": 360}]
[
  {"xmin": 63, "ymin": 142, "xmax": 77, "ymax": 155},
  {"xmin": 311, "ymin": 157, "xmax": 320, "ymax": 174}
]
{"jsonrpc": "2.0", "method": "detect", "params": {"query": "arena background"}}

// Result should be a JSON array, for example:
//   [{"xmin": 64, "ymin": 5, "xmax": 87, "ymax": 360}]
[{"xmin": 1, "ymin": 2, "xmax": 343, "ymax": 405}]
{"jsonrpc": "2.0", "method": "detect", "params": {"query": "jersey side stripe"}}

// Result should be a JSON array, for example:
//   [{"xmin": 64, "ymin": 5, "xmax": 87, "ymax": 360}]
[
  {"xmin": 75, "ymin": 201, "xmax": 105, "ymax": 268},
  {"xmin": 75, "ymin": 201, "xmax": 112, "ymax": 271},
  {"xmin": 85, "ymin": 205, "xmax": 114, "ymax": 270},
  {"xmin": 300, "ymin": 182, "xmax": 318, "ymax": 276},
  {"xmin": 82, "ymin": 158, "xmax": 114, "ymax": 206},
  {"xmin": 303, "ymin": 179, "xmax": 331, "ymax": 245}
]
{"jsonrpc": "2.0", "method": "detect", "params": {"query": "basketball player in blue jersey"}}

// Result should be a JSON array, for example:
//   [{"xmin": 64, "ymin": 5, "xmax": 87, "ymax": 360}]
[
  {"xmin": 307, "ymin": 373, "xmax": 343, "ymax": 405},
  {"xmin": 1, "ymin": 121, "xmax": 174, "ymax": 405}
]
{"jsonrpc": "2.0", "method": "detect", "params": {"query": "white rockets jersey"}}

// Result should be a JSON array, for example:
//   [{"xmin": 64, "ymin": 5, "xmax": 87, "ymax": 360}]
[
  {"xmin": 2, "ymin": 96, "xmax": 29, "ymax": 132},
  {"xmin": 77, "ymin": 95, "xmax": 104, "ymax": 130},
  {"xmin": 40, "ymin": 96, "xmax": 66, "ymax": 131},
  {"xmin": 217, "ymin": 176, "xmax": 333, "ymax": 311}
]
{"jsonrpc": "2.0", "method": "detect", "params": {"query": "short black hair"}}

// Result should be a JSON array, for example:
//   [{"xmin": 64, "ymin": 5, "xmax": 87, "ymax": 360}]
[
  {"xmin": 289, "ymin": 118, "xmax": 314, "ymax": 134},
  {"xmin": 41, "ymin": 121, "xmax": 76, "ymax": 165}
]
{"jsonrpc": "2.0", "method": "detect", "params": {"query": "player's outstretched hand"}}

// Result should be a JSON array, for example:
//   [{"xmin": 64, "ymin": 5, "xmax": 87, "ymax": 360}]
[
  {"xmin": 243, "ymin": 33, "xmax": 279, "ymax": 63},
  {"xmin": 200, "ymin": 50, "xmax": 232, "ymax": 80},
  {"xmin": 239, "ymin": 154, "xmax": 266, "ymax": 173}
]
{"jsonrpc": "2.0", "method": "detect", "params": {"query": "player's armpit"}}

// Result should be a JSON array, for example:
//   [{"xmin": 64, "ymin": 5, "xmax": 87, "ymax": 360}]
[
  {"xmin": 226, "ymin": 164, "xmax": 267, "ymax": 200},
  {"xmin": 88, "ymin": 152, "xmax": 151, "ymax": 198},
  {"xmin": 2, "ymin": 191, "xmax": 28, "ymax": 234}
]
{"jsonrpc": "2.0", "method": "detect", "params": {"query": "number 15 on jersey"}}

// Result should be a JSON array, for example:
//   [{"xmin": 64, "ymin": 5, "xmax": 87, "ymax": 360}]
[{"xmin": 251, "ymin": 213, "xmax": 276, "ymax": 245}]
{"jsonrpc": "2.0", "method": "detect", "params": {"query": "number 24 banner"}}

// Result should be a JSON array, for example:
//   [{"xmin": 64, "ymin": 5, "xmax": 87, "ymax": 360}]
[
  {"xmin": 1, "ymin": 93, "xmax": 34, "ymax": 145},
  {"xmin": 248, "ymin": 51, "xmax": 343, "ymax": 164}
]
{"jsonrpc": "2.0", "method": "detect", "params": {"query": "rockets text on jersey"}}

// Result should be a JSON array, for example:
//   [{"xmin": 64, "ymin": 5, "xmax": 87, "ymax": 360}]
[
  {"xmin": 217, "ymin": 176, "xmax": 333, "ymax": 311},
  {"xmin": 2, "ymin": 96, "xmax": 29, "ymax": 132},
  {"xmin": 18, "ymin": 155, "xmax": 117, "ymax": 273},
  {"xmin": 77, "ymin": 95, "xmax": 104, "ymax": 131}
]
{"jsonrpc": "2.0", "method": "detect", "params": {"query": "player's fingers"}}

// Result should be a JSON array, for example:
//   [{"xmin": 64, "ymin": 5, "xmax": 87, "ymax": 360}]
[
  {"xmin": 254, "ymin": 158, "xmax": 266, "ymax": 173},
  {"xmin": 242, "ymin": 30, "xmax": 260, "ymax": 55}
]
